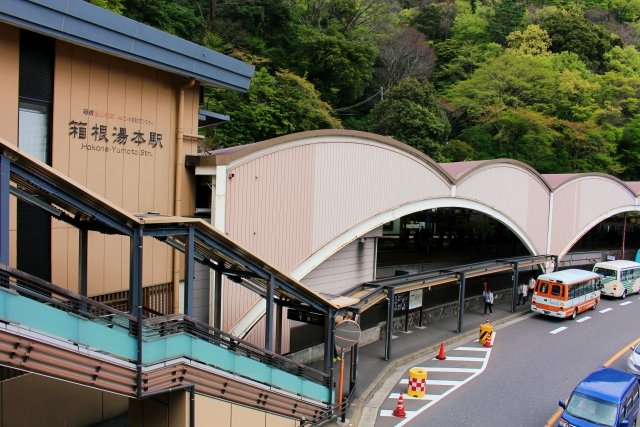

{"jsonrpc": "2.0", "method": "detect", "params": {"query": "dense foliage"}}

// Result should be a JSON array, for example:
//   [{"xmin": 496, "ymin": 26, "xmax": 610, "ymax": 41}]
[{"xmin": 89, "ymin": 0, "xmax": 640, "ymax": 179}]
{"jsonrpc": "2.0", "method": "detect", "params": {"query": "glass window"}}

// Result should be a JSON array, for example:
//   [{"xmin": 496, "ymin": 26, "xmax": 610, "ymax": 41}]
[
  {"xmin": 551, "ymin": 284, "xmax": 562, "ymax": 296},
  {"xmin": 566, "ymin": 392, "xmax": 617, "ymax": 426},
  {"xmin": 18, "ymin": 102, "xmax": 49, "ymax": 162}
]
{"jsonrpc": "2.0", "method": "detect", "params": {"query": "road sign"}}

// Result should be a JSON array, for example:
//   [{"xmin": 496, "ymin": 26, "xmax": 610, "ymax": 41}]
[{"xmin": 334, "ymin": 319, "xmax": 361, "ymax": 349}]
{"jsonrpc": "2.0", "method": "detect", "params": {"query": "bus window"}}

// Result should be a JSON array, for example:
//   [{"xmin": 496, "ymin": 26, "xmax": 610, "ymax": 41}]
[
  {"xmin": 551, "ymin": 284, "xmax": 562, "ymax": 296},
  {"xmin": 538, "ymin": 282, "xmax": 549, "ymax": 294}
]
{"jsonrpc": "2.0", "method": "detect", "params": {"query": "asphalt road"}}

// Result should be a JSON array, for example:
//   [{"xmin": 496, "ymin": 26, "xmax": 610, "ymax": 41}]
[{"xmin": 373, "ymin": 295, "xmax": 640, "ymax": 427}]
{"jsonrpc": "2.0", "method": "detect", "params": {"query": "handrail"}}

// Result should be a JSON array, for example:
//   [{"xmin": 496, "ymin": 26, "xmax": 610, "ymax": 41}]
[
  {"xmin": 0, "ymin": 263, "xmax": 330, "ymax": 388},
  {"xmin": 143, "ymin": 314, "xmax": 330, "ymax": 386}
]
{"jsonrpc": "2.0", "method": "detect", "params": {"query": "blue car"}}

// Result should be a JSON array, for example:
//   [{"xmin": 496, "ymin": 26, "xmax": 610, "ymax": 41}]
[{"xmin": 559, "ymin": 367, "xmax": 639, "ymax": 427}]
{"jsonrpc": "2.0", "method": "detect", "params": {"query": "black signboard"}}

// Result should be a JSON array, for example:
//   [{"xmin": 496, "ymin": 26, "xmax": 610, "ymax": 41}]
[
  {"xmin": 287, "ymin": 309, "xmax": 325, "ymax": 326},
  {"xmin": 393, "ymin": 293, "xmax": 409, "ymax": 314}
]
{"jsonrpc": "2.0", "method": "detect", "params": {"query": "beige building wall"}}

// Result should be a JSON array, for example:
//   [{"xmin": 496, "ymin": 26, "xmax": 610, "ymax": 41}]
[
  {"xmin": 129, "ymin": 391, "xmax": 297, "ymax": 427},
  {"xmin": 0, "ymin": 374, "xmax": 128, "ymax": 427},
  {"xmin": 0, "ymin": 24, "xmax": 20, "ymax": 269},
  {"xmin": 0, "ymin": 28, "xmax": 201, "ymax": 295}
]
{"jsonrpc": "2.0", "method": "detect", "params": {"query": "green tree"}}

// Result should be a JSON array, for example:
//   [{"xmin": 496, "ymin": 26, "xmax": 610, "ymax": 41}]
[
  {"xmin": 531, "ymin": 7, "xmax": 622, "ymax": 71},
  {"xmin": 286, "ymin": 25, "xmax": 378, "ymax": 106},
  {"xmin": 368, "ymin": 78, "xmax": 451, "ymax": 160},
  {"xmin": 445, "ymin": 54, "xmax": 561, "ymax": 120},
  {"xmin": 506, "ymin": 24, "xmax": 552, "ymax": 55},
  {"xmin": 605, "ymin": 45, "xmax": 640, "ymax": 75},
  {"xmin": 202, "ymin": 68, "xmax": 341, "ymax": 148},
  {"xmin": 88, "ymin": 0, "xmax": 124, "ymax": 14},
  {"xmin": 608, "ymin": 0, "xmax": 640, "ymax": 22},
  {"xmin": 618, "ymin": 116, "xmax": 640, "ymax": 180},
  {"xmin": 457, "ymin": 109, "xmax": 620, "ymax": 173},
  {"xmin": 412, "ymin": 1, "xmax": 458, "ymax": 41},
  {"xmin": 124, "ymin": 0, "xmax": 204, "ymax": 42},
  {"xmin": 486, "ymin": 0, "xmax": 527, "ymax": 44}
]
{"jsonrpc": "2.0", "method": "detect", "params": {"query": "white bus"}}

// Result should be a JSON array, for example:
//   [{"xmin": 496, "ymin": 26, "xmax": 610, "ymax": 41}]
[{"xmin": 592, "ymin": 260, "xmax": 640, "ymax": 299}]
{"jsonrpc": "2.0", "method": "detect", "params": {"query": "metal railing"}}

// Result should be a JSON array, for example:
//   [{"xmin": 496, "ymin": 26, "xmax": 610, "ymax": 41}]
[{"xmin": 0, "ymin": 263, "xmax": 330, "ymax": 389}]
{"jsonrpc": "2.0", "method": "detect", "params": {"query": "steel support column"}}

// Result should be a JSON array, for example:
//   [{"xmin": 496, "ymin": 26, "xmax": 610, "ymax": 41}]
[
  {"xmin": 79, "ymin": 229, "xmax": 88, "ymax": 297},
  {"xmin": 213, "ymin": 270, "xmax": 222, "ymax": 329},
  {"xmin": 184, "ymin": 226, "xmax": 195, "ymax": 316},
  {"xmin": 0, "ymin": 156, "xmax": 9, "ymax": 265},
  {"xmin": 512, "ymin": 262, "xmax": 520, "ymax": 312},
  {"xmin": 385, "ymin": 287, "xmax": 395, "ymax": 361},
  {"xmin": 265, "ymin": 274, "xmax": 275, "ymax": 351},
  {"xmin": 275, "ymin": 300, "xmax": 283, "ymax": 354},
  {"xmin": 456, "ymin": 272, "xmax": 466, "ymax": 333},
  {"xmin": 130, "ymin": 228, "xmax": 143, "ymax": 398},
  {"xmin": 323, "ymin": 309, "xmax": 336, "ymax": 378}
]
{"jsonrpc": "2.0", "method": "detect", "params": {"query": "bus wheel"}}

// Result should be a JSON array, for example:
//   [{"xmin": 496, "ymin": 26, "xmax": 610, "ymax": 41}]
[
  {"xmin": 570, "ymin": 309, "xmax": 577, "ymax": 320},
  {"xmin": 622, "ymin": 290, "xmax": 627, "ymax": 299},
  {"xmin": 591, "ymin": 300, "xmax": 597, "ymax": 310}
]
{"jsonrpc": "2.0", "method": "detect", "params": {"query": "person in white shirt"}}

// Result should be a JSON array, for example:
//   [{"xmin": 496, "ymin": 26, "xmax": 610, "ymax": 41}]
[
  {"xmin": 528, "ymin": 277, "xmax": 536, "ymax": 294},
  {"xmin": 518, "ymin": 282, "xmax": 528, "ymax": 305}
]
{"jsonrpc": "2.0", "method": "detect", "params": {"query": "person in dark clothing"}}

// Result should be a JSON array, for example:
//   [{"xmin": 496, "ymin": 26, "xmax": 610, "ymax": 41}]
[{"xmin": 483, "ymin": 288, "xmax": 494, "ymax": 314}]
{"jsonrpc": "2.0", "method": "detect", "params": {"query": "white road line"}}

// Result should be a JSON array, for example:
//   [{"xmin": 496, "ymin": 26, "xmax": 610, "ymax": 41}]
[
  {"xmin": 410, "ymin": 366, "xmax": 480, "ymax": 373},
  {"xmin": 380, "ymin": 409, "xmax": 418, "ymax": 417},
  {"xmin": 389, "ymin": 392, "xmax": 439, "ymax": 400},
  {"xmin": 400, "ymin": 379, "xmax": 463, "ymax": 386},
  {"xmin": 456, "ymin": 346, "xmax": 489, "ymax": 352},
  {"xmin": 576, "ymin": 316, "xmax": 591, "ymax": 323},
  {"xmin": 620, "ymin": 301, "xmax": 632, "ymax": 306},
  {"xmin": 432, "ymin": 356, "xmax": 485, "ymax": 362},
  {"xmin": 600, "ymin": 308, "xmax": 613, "ymax": 313},
  {"xmin": 550, "ymin": 326, "xmax": 568, "ymax": 334}
]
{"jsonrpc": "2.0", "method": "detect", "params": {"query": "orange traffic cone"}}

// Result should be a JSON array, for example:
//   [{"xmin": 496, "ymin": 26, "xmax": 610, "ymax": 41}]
[
  {"xmin": 436, "ymin": 342, "xmax": 447, "ymax": 360},
  {"xmin": 392, "ymin": 393, "xmax": 407, "ymax": 418},
  {"xmin": 484, "ymin": 333, "xmax": 493, "ymax": 348}
]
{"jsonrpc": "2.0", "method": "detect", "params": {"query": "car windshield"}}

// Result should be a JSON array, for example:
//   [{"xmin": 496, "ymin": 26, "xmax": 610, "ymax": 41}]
[
  {"xmin": 593, "ymin": 267, "xmax": 616, "ymax": 280},
  {"xmin": 635, "ymin": 345, "xmax": 640, "ymax": 355},
  {"xmin": 566, "ymin": 392, "xmax": 617, "ymax": 426}
]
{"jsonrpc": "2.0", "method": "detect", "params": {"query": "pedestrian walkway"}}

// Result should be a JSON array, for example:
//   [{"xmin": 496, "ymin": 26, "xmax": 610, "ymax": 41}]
[{"xmin": 327, "ymin": 298, "xmax": 529, "ymax": 427}]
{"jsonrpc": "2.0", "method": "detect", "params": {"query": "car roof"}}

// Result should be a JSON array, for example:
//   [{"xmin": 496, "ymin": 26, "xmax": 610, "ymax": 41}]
[{"xmin": 575, "ymin": 367, "xmax": 638, "ymax": 403}]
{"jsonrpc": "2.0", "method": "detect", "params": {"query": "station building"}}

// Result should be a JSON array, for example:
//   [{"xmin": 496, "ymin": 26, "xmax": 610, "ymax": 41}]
[{"xmin": 0, "ymin": 1, "xmax": 333, "ymax": 426}]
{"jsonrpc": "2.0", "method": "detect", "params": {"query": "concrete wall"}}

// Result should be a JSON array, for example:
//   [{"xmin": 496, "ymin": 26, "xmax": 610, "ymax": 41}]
[{"xmin": 0, "ymin": 374, "xmax": 128, "ymax": 427}]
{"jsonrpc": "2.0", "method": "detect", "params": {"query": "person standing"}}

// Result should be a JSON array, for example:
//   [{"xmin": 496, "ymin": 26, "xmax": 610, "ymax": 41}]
[
  {"xmin": 528, "ymin": 276, "xmax": 536, "ymax": 295},
  {"xmin": 483, "ymin": 288, "xmax": 494, "ymax": 314},
  {"xmin": 518, "ymin": 282, "xmax": 528, "ymax": 305}
]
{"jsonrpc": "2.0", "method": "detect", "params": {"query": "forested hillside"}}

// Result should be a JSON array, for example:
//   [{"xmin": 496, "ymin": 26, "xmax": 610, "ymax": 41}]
[{"xmin": 92, "ymin": 0, "xmax": 640, "ymax": 179}]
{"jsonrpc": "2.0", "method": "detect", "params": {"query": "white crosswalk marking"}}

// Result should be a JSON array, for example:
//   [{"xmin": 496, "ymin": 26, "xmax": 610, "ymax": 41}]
[
  {"xmin": 400, "ymin": 379, "xmax": 462, "ymax": 386},
  {"xmin": 380, "ymin": 409, "xmax": 417, "ymax": 417},
  {"xmin": 620, "ymin": 301, "xmax": 632, "ymax": 306},
  {"xmin": 550, "ymin": 326, "xmax": 567, "ymax": 334},
  {"xmin": 576, "ymin": 316, "xmax": 591, "ymax": 323},
  {"xmin": 600, "ymin": 308, "xmax": 613, "ymax": 313},
  {"xmin": 381, "ymin": 334, "xmax": 495, "ymax": 426},
  {"xmin": 432, "ymin": 356, "xmax": 485, "ymax": 362}
]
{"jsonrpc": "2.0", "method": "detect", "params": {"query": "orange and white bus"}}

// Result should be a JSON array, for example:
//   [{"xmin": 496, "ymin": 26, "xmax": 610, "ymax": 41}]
[{"xmin": 531, "ymin": 269, "xmax": 602, "ymax": 319}]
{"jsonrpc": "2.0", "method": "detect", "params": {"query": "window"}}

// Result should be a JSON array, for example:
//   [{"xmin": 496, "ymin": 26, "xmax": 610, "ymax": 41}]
[
  {"xmin": 551, "ymin": 284, "xmax": 561, "ymax": 296},
  {"xmin": 18, "ymin": 102, "xmax": 49, "ymax": 162}
]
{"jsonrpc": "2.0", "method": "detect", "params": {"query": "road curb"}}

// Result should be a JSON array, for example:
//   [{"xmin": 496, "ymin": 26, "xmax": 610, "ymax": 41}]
[{"xmin": 342, "ymin": 310, "xmax": 529, "ymax": 427}]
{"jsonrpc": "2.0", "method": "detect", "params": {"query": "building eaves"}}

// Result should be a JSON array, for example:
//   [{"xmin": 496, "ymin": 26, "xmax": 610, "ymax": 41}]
[{"xmin": 0, "ymin": 0, "xmax": 254, "ymax": 91}]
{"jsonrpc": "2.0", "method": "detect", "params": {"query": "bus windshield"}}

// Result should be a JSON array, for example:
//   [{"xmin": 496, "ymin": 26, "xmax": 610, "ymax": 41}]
[
  {"xmin": 593, "ymin": 267, "xmax": 616, "ymax": 280},
  {"xmin": 566, "ymin": 392, "xmax": 617, "ymax": 426}
]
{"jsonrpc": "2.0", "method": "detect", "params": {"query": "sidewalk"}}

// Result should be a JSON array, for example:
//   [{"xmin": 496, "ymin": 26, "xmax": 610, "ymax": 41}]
[{"xmin": 326, "ymin": 299, "xmax": 530, "ymax": 426}]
